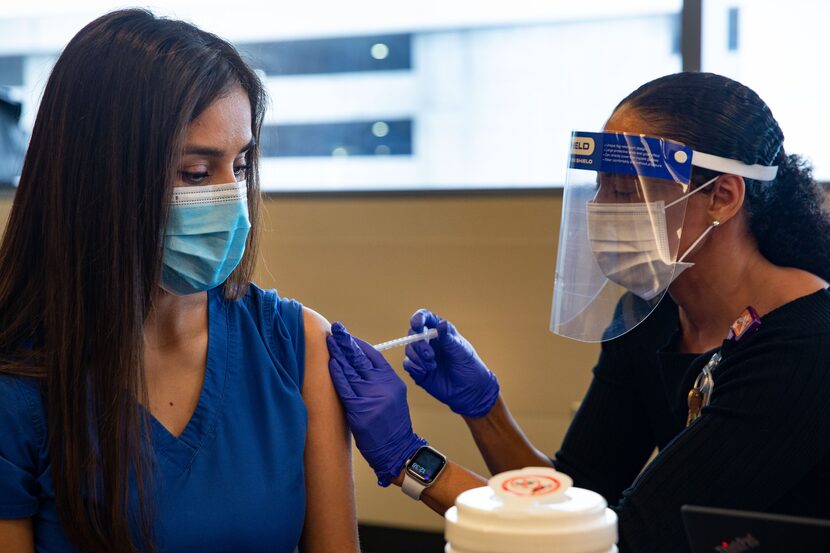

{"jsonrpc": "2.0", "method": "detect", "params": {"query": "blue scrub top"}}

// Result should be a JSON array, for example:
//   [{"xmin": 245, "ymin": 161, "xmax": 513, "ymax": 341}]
[{"xmin": 0, "ymin": 285, "xmax": 308, "ymax": 553}]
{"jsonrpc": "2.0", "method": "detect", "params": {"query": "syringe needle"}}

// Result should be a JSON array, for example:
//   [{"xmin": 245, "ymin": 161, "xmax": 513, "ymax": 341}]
[{"xmin": 373, "ymin": 328, "xmax": 438, "ymax": 351}]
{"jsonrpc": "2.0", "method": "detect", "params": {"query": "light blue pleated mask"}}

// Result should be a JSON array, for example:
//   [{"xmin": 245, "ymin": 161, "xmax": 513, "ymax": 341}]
[{"xmin": 161, "ymin": 181, "xmax": 251, "ymax": 295}]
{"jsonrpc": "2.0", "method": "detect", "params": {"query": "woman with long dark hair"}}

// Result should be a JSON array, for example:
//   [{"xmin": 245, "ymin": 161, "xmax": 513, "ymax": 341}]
[
  {"xmin": 0, "ymin": 9, "xmax": 358, "ymax": 553},
  {"xmin": 328, "ymin": 72, "xmax": 830, "ymax": 552}
]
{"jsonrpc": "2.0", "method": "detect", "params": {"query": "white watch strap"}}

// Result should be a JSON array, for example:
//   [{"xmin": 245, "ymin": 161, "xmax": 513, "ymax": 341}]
[{"xmin": 402, "ymin": 473, "xmax": 426, "ymax": 500}]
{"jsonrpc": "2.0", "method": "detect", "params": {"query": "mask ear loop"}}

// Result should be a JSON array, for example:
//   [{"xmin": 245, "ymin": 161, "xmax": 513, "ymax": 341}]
[
  {"xmin": 665, "ymin": 175, "xmax": 721, "ymax": 263},
  {"xmin": 665, "ymin": 175, "xmax": 719, "ymax": 209},
  {"xmin": 678, "ymin": 219, "xmax": 719, "ymax": 263}
]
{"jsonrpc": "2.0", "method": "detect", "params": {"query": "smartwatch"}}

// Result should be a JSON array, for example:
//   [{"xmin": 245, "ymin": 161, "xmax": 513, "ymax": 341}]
[{"xmin": 402, "ymin": 445, "xmax": 448, "ymax": 500}]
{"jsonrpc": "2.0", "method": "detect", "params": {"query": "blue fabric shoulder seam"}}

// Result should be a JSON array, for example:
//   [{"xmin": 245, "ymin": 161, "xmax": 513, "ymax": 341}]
[
  {"xmin": 18, "ymin": 378, "xmax": 47, "ymax": 452},
  {"xmin": 254, "ymin": 286, "xmax": 305, "ymax": 389}
]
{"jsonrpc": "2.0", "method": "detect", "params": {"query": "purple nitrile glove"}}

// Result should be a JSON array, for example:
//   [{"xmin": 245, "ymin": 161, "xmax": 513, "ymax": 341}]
[
  {"xmin": 327, "ymin": 322, "xmax": 427, "ymax": 487},
  {"xmin": 403, "ymin": 309, "xmax": 500, "ymax": 418}
]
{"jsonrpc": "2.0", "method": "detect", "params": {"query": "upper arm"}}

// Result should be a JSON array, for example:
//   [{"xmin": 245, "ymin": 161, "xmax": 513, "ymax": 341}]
[
  {"xmin": 299, "ymin": 308, "xmax": 358, "ymax": 553},
  {"xmin": 0, "ymin": 518, "xmax": 34, "ymax": 553}
]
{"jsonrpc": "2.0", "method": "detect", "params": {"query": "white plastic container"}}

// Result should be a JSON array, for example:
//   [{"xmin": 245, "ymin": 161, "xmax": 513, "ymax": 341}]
[{"xmin": 444, "ymin": 467, "xmax": 617, "ymax": 553}]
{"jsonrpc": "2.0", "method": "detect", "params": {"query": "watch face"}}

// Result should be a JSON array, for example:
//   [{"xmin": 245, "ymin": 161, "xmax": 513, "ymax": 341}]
[{"xmin": 407, "ymin": 447, "xmax": 447, "ymax": 485}]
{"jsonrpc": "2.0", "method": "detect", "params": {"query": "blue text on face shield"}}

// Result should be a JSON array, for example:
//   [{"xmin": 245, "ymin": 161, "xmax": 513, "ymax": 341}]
[{"xmin": 569, "ymin": 131, "xmax": 693, "ymax": 186}]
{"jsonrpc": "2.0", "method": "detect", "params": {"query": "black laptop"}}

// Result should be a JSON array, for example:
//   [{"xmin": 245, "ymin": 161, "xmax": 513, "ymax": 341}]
[{"xmin": 682, "ymin": 505, "xmax": 830, "ymax": 552}]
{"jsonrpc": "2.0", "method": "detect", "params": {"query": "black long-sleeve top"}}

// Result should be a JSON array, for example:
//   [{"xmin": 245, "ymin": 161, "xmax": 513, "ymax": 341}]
[{"xmin": 553, "ymin": 289, "xmax": 830, "ymax": 553}]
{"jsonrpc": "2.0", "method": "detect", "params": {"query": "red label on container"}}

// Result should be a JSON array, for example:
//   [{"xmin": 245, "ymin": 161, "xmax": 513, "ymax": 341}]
[{"xmin": 501, "ymin": 475, "xmax": 562, "ymax": 497}]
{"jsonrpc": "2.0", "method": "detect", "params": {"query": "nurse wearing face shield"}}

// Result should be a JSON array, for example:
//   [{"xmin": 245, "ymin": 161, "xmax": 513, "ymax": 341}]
[{"xmin": 327, "ymin": 72, "xmax": 830, "ymax": 553}]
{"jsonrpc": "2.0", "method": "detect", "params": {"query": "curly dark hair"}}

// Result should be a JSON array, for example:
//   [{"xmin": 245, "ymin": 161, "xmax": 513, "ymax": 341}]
[{"xmin": 615, "ymin": 72, "xmax": 830, "ymax": 281}]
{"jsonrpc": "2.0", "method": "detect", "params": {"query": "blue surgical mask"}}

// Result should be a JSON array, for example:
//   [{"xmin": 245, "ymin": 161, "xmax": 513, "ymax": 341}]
[{"xmin": 161, "ymin": 180, "xmax": 251, "ymax": 295}]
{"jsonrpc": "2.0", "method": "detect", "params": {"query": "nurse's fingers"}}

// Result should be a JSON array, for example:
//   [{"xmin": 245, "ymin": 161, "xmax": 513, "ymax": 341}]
[
  {"xmin": 402, "ymin": 356, "xmax": 428, "ymax": 383},
  {"xmin": 330, "ymin": 322, "xmax": 373, "ymax": 373},
  {"xmin": 437, "ymin": 319, "xmax": 457, "ymax": 347},
  {"xmin": 409, "ymin": 308, "xmax": 442, "ymax": 333},
  {"xmin": 353, "ymin": 337, "xmax": 392, "ymax": 371},
  {"xmin": 406, "ymin": 338, "xmax": 435, "ymax": 368},
  {"xmin": 328, "ymin": 356, "xmax": 358, "ymax": 400},
  {"xmin": 326, "ymin": 335, "xmax": 359, "ymax": 398}
]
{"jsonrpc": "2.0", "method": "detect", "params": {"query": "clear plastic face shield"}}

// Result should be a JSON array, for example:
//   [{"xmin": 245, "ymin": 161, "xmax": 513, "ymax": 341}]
[{"xmin": 550, "ymin": 131, "xmax": 778, "ymax": 342}]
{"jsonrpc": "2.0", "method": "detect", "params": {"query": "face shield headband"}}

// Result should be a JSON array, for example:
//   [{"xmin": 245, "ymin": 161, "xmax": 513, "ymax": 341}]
[
  {"xmin": 550, "ymin": 131, "xmax": 778, "ymax": 343},
  {"xmin": 569, "ymin": 131, "xmax": 779, "ymax": 186}
]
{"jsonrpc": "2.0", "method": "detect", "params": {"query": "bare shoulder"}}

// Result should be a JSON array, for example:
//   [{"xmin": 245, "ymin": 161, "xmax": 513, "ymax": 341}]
[
  {"xmin": 302, "ymin": 307, "xmax": 331, "ymax": 346},
  {"xmin": 301, "ymin": 307, "xmax": 332, "ymax": 394}
]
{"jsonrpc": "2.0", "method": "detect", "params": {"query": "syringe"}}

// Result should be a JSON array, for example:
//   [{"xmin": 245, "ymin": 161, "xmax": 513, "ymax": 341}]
[{"xmin": 373, "ymin": 328, "xmax": 438, "ymax": 352}]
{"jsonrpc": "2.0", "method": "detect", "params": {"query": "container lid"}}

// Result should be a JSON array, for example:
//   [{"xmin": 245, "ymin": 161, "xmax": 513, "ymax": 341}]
[{"xmin": 445, "ymin": 467, "xmax": 617, "ymax": 553}]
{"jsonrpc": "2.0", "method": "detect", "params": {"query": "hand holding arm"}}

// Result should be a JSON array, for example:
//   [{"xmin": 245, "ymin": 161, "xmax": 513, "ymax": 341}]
[
  {"xmin": 327, "ymin": 322, "xmax": 426, "ymax": 486},
  {"xmin": 325, "ymin": 321, "xmax": 544, "ymax": 519},
  {"xmin": 327, "ymin": 323, "xmax": 488, "ymax": 515}
]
